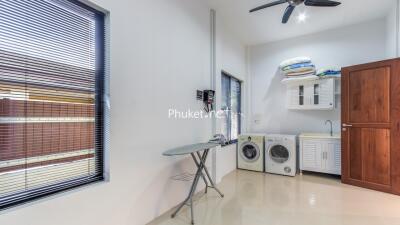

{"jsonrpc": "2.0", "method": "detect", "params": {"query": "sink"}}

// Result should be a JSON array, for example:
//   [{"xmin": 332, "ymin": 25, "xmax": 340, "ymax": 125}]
[{"xmin": 299, "ymin": 133, "xmax": 341, "ymax": 139}]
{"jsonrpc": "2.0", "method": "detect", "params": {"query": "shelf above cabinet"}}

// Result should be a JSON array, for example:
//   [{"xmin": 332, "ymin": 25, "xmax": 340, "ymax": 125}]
[{"xmin": 282, "ymin": 76, "xmax": 340, "ymax": 85}]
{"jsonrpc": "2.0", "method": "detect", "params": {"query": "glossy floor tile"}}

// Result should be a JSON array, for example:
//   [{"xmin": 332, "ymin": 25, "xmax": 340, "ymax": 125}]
[{"xmin": 147, "ymin": 170, "xmax": 400, "ymax": 225}]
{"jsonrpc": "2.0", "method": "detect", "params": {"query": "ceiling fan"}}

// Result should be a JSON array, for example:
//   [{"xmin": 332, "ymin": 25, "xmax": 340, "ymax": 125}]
[{"xmin": 249, "ymin": 0, "xmax": 341, "ymax": 24}]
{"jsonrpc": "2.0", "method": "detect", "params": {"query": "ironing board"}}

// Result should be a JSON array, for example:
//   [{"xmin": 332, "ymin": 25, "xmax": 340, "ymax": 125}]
[{"xmin": 163, "ymin": 142, "xmax": 224, "ymax": 224}]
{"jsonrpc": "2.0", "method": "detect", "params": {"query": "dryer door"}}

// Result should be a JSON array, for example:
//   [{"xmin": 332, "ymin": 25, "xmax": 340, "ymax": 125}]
[
  {"xmin": 269, "ymin": 144, "xmax": 290, "ymax": 164},
  {"xmin": 240, "ymin": 142, "xmax": 260, "ymax": 162}
]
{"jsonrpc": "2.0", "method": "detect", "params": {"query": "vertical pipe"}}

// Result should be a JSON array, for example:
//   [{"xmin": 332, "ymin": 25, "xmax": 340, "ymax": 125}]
[
  {"xmin": 397, "ymin": 0, "xmax": 400, "ymax": 57},
  {"xmin": 245, "ymin": 46, "xmax": 251, "ymax": 134},
  {"xmin": 210, "ymin": 9, "xmax": 217, "ymax": 182},
  {"xmin": 103, "ymin": 10, "xmax": 111, "ymax": 182}
]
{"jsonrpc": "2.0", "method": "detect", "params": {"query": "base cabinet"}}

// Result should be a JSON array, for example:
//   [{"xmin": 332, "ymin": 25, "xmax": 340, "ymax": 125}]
[{"xmin": 300, "ymin": 136, "xmax": 341, "ymax": 175}]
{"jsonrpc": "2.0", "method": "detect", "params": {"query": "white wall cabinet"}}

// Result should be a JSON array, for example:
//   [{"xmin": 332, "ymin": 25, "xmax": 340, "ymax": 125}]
[
  {"xmin": 286, "ymin": 78, "xmax": 336, "ymax": 110},
  {"xmin": 300, "ymin": 134, "xmax": 341, "ymax": 175}
]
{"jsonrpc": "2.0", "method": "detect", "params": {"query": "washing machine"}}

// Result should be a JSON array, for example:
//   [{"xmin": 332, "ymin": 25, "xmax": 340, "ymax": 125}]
[
  {"xmin": 265, "ymin": 134, "xmax": 297, "ymax": 177},
  {"xmin": 237, "ymin": 134, "xmax": 264, "ymax": 172}
]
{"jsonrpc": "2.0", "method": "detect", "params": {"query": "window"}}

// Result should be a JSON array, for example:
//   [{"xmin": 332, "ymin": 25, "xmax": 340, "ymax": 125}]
[
  {"xmin": 0, "ymin": 0, "xmax": 106, "ymax": 210},
  {"xmin": 221, "ymin": 72, "xmax": 241, "ymax": 145},
  {"xmin": 314, "ymin": 84, "xmax": 319, "ymax": 105},
  {"xmin": 299, "ymin": 85, "xmax": 304, "ymax": 105}
]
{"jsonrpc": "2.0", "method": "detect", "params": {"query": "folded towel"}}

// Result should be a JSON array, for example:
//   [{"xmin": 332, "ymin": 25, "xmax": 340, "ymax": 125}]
[
  {"xmin": 280, "ymin": 57, "xmax": 311, "ymax": 69},
  {"xmin": 319, "ymin": 74, "xmax": 341, "ymax": 79},
  {"xmin": 281, "ymin": 75, "xmax": 319, "ymax": 84},
  {"xmin": 317, "ymin": 67, "xmax": 341, "ymax": 76},
  {"xmin": 286, "ymin": 70, "xmax": 316, "ymax": 77},
  {"xmin": 282, "ymin": 62, "xmax": 315, "ymax": 71},
  {"xmin": 284, "ymin": 67, "xmax": 316, "ymax": 74},
  {"xmin": 319, "ymin": 71, "xmax": 341, "ymax": 76}
]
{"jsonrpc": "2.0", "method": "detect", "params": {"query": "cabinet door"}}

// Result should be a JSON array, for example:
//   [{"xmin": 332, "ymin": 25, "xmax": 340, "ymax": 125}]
[
  {"xmin": 287, "ymin": 85, "xmax": 300, "ymax": 109},
  {"xmin": 287, "ymin": 84, "xmax": 307, "ymax": 109},
  {"xmin": 325, "ymin": 141, "xmax": 341, "ymax": 175},
  {"xmin": 304, "ymin": 83, "xmax": 314, "ymax": 107},
  {"xmin": 301, "ymin": 140, "xmax": 323, "ymax": 171},
  {"xmin": 310, "ymin": 79, "xmax": 334, "ymax": 109}
]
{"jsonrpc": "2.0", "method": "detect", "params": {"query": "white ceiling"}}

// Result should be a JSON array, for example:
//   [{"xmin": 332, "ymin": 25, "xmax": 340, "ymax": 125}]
[{"xmin": 207, "ymin": 0, "xmax": 395, "ymax": 46}]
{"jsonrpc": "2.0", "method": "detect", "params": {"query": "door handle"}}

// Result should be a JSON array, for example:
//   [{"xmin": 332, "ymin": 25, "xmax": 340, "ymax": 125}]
[{"xmin": 342, "ymin": 123, "xmax": 353, "ymax": 127}]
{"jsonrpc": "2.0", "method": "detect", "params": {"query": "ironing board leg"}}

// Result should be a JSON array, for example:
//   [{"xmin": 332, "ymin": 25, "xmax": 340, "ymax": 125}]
[
  {"xmin": 170, "ymin": 150, "xmax": 207, "ymax": 223},
  {"xmin": 191, "ymin": 154, "xmax": 209, "ymax": 193},
  {"xmin": 190, "ymin": 197, "xmax": 194, "ymax": 225},
  {"xmin": 196, "ymin": 151, "xmax": 224, "ymax": 198},
  {"xmin": 170, "ymin": 148, "xmax": 224, "ymax": 224}
]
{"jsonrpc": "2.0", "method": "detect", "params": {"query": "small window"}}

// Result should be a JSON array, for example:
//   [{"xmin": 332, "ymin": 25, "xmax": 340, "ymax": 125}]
[
  {"xmin": 0, "ymin": 0, "xmax": 106, "ymax": 210},
  {"xmin": 299, "ymin": 85, "xmax": 304, "ymax": 105},
  {"xmin": 221, "ymin": 72, "xmax": 241, "ymax": 145},
  {"xmin": 314, "ymin": 84, "xmax": 320, "ymax": 105}
]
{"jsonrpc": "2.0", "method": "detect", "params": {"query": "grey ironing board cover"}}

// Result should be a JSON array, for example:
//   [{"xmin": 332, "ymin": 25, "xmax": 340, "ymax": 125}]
[{"xmin": 163, "ymin": 142, "xmax": 219, "ymax": 156}]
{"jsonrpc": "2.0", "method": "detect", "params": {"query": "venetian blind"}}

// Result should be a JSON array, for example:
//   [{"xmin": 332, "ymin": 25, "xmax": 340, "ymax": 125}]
[
  {"xmin": 221, "ymin": 72, "xmax": 241, "ymax": 144},
  {"xmin": 0, "ymin": 0, "xmax": 105, "ymax": 210}
]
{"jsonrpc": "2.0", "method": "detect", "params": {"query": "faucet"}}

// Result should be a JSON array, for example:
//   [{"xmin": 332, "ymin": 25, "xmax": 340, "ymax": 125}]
[{"xmin": 325, "ymin": 120, "xmax": 333, "ymax": 136}]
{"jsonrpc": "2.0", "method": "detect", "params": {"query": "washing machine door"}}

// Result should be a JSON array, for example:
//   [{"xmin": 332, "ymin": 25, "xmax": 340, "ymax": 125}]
[
  {"xmin": 269, "ymin": 144, "xmax": 290, "ymax": 164},
  {"xmin": 240, "ymin": 142, "xmax": 260, "ymax": 162}
]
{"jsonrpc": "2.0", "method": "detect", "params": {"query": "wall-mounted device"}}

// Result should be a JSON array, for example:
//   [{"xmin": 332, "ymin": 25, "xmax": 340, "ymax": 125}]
[{"xmin": 197, "ymin": 90, "xmax": 215, "ymax": 112}]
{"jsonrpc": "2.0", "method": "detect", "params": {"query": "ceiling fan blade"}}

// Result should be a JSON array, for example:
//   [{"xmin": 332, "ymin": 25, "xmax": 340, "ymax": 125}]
[
  {"xmin": 249, "ymin": 0, "xmax": 287, "ymax": 13},
  {"xmin": 304, "ymin": 0, "xmax": 341, "ymax": 7},
  {"xmin": 282, "ymin": 5, "xmax": 295, "ymax": 23}
]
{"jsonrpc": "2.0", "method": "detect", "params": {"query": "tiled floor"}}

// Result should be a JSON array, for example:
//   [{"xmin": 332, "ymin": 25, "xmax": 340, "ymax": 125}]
[{"xmin": 148, "ymin": 170, "xmax": 400, "ymax": 225}]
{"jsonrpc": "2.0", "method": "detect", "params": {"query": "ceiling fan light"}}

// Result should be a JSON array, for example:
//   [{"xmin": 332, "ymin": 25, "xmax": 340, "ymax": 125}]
[{"xmin": 297, "ymin": 12, "xmax": 307, "ymax": 22}]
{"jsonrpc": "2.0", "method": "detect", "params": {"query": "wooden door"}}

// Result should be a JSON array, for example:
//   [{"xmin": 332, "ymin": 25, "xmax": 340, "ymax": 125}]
[{"xmin": 342, "ymin": 59, "xmax": 400, "ymax": 194}]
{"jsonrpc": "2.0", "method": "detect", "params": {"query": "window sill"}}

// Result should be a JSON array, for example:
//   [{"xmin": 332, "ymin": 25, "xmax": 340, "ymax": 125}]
[{"xmin": 1, "ymin": 177, "xmax": 107, "ymax": 213}]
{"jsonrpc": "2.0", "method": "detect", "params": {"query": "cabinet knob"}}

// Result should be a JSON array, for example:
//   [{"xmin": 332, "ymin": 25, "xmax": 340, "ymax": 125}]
[{"xmin": 342, "ymin": 123, "xmax": 353, "ymax": 127}]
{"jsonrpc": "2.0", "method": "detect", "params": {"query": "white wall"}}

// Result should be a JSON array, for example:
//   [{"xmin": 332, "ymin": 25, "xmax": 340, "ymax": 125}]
[
  {"xmin": 0, "ymin": 1, "xmax": 248, "ymax": 225},
  {"xmin": 214, "ymin": 18, "xmax": 248, "ymax": 183},
  {"xmin": 248, "ymin": 19, "xmax": 388, "ymax": 135}
]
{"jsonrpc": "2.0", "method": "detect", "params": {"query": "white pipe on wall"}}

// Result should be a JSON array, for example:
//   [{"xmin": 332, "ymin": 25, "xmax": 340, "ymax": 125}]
[
  {"xmin": 396, "ymin": 0, "xmax": 400, "ymax": 57},
  {"xmin": 210, "ymin": 9, "xmax": 217, "ymax": 181}
]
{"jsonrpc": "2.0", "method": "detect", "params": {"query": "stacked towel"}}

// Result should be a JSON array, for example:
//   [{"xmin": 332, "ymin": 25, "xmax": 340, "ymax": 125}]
[
  {"xmin": 317, "ymin": 67, "xmax": 341, "ymax": 78},
  {"xmin": 280, "ymin": 57, "xmax": 316, "ymax": 77},
  {"xmin": 281, "ymin": 75, "xmax": 319, "ymax": 84}
]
